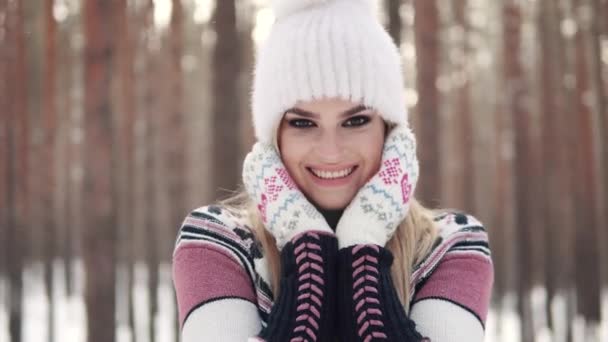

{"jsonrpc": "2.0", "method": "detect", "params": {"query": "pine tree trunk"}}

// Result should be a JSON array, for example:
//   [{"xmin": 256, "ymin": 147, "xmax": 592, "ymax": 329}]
[
  {"xmin": 494, "ymin": 0, "xmax": 519, "ymax": 336},
  {"xmin": 413, "ymin": 0, "xmax": 441, "ymax": 206},
  {"xmin": 83, "ymin": 1, "xmax": 118, "ymax": 341},
  {"xmin": 452, "ymin": 0, "xmax": 475, "ymax": 212},
  {"xmin": 503, "ymin": 2, "xmax": 546, "ymax": 340},
  {"xmin": 115, "ymin": 0, "xmax": 136, "ymax": 339},
  {"xmin": 0, "ymin": 0, "xmax": 8, "ymax": 286},
  {"xmin": 386, "ymin": 0, "xmax": 402, "ymax": 44},
  {"xmin": 23, "ymin": 0, "xmax": 45, "ymax": 268},
  {"xmin": 493, "ymin": 83, "xmax": 518, "ymax": 341},
  {"xmin": 64, "ymin": 9, "xmax": 85, "ymax": 298},
  {"xmin": 143, "ymin": 2, "xmax": 160, "ymax": 341},
  {"xmin": 589, "ymin": 0, "xmax": 608, "ymax": 298},
  {"xmin": 238, "ymin": 2, "xmax": 256, "ymax": 156},
  {"xmin": 0, "ymin": 1, "xmax": 14, "ymax": 338},
  {"xmin": 53, "ymin": 11, "xmax": 76, "ymax": 337},
  {"xmin": 538, "ymin": 0, "xmax": 565, "ymax": 333},
  {"xmin": 212, "ymin": 0, "xmax": 241, "ymax": 200},
  {"xmin": 572, "ymin": 0, "xmax": 602, "ymax": 324},
  {"xmin": 43, "ymin": 0, "xmax": 57, "ymax": 340},
  {"xmin": 6, "ymin": 0, "xmax": 28, "ymax": 339},
  {"xmin": 165, "ymin": 0, "xmax": 187, "ymax": 259},
  {"xmin": 551, "ymin": 1, "xmax": 579, "ymax": 339}
]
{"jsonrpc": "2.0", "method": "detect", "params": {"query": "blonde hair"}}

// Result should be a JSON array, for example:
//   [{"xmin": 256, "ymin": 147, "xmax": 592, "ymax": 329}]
[{"xmin": 220, "ymin": 190, "xmax": 439, "ymax": 313}]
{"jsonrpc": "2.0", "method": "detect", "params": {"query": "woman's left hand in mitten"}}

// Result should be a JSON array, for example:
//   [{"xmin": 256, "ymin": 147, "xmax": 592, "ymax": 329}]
[
  {"xmin": 334, "ymin": 124, "xmax": 428, "ymax": 342},
  {"xmin": 336, "ymin": 124, "xmax": 419, "ymax": 248}
]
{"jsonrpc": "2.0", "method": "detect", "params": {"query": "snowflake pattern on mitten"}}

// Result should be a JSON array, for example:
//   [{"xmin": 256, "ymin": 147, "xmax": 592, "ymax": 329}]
[
  {"xmin": 336, "ymin": 124, "xmax": 419, "ymax": 249},
  {"xmin": 243, "ymin": 142, "xmax": 333, "ymax": 250}
]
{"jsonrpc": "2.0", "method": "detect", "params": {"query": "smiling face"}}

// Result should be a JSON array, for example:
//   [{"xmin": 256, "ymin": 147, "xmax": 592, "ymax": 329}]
[{"xmin": 277, "ymin": 97, "xmax": 386, "ymax": 210}]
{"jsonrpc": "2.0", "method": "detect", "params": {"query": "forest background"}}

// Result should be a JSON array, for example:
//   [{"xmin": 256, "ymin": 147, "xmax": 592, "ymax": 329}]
[{"xmin": 1, "ymin": 0, "xmax": 607, "ymax": 341}]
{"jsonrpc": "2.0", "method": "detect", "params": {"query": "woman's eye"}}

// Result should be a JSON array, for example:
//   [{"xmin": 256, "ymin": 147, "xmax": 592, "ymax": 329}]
[
  {"xmin": 343, "ymin": 115, "xmax": 371, "ymax": 127},
  {"xmin": 288, "ymin": 119, "xmax": 315, "ymax": 128}
]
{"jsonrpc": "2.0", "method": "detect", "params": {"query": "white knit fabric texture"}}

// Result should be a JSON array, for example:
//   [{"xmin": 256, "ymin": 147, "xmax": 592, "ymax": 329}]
[
  {"xmin": 410, "ymin": 299, "xmax": 485, "ymax": 341},
  {"xmin": 181, "ymin": 298, "xmax": 262, "ymax": 342},
  {"xmin": 242, "ymin": 142, "xmax": 333, "ymax": 249},
  {"xmin": 336, "ymin": 125, "xmax": 419, "ymax": 249},
  {"xmin": 252, "ymin": 0, "xmax": 407, "ymax": 143}
]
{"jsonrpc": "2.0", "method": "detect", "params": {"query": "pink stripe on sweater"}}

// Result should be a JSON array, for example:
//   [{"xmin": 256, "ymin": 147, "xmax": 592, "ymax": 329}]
[
  {"xmin": 172, "ymin": 242, "xmax": 256, "ymax": 327},
  {"xmin": 412, "ymin": 252, "xmax": 494, "ymax": 323},
  {"xmin": 409, "ymin": 231, "xmax": 488, "ymax": 296}
]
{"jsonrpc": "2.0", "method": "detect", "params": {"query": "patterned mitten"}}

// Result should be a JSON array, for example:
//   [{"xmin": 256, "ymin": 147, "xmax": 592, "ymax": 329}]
[
  {"xmin": 243, "ymin": 142, "xmax": 334, "ymax": 250},
  {"xmin": 336, "ymin": 124, "xmax": 419, "ymax": 249},
  {"xmin": 243, "ymin": 142, "xmax": 338, "ymax": 342}
]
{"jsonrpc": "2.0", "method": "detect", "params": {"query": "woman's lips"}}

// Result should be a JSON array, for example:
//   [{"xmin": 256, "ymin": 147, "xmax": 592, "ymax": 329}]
[{"xmin": 306, "ymin": 165, "xmax": 358, "ymax": 187}]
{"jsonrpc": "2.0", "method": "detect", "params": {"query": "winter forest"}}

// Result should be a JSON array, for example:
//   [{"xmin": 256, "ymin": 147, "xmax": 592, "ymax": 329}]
[{"xmin": 0, "ymin": 0, "xmax": 607, "ymax": 341}]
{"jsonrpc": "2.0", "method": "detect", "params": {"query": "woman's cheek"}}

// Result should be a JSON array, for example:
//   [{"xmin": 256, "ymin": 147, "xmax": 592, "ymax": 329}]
[{"xmin": 343, "ymin": 131, "xmax": 381, "ymax": 152}]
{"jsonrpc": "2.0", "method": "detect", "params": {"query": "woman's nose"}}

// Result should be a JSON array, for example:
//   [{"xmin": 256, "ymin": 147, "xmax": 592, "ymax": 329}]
[{"xmin": 314, "ymin": 132, "xmax": 344, "ymax": 161}]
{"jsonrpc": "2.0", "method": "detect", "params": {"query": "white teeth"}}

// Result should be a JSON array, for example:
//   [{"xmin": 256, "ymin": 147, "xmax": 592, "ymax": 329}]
[{"xmin": 310, "ymin": 167, "xmax": 354, "ymax": 180}]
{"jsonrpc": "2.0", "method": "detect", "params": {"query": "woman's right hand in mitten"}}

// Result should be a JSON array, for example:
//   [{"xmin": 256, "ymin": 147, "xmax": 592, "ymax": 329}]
[
  {"xmin": 243, "ymin": 142, "xmax": 338, "ymax": 342},
  {"xmin": 242, "ymin": 142, "xmax": 334, "ymax": 249}
]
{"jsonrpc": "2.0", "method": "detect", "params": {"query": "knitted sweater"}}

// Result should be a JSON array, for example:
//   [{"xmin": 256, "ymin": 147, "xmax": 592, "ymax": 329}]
[{"xmin": 172, "ymin": 205, "xmax": 494, "ymax": 341}]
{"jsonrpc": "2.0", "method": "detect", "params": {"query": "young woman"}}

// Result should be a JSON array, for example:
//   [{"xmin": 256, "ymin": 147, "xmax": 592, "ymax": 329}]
[{"xmin": 172, "ymin": 0, "xmax": 494, "ymax": 341}]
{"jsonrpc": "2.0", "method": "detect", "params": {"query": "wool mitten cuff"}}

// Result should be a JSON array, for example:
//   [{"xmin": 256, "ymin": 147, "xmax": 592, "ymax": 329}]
[
  {"xmin": 254, "ymin": 231, "xmax": 338, "ymax": 342},
  {"xmin": 337, "ymin": 244, "xmax": 429, "ymax": 342}
]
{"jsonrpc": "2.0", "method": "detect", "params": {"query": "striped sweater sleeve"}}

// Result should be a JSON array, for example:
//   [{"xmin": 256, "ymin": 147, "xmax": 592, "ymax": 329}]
[
  {"xmin": 335, "ymin": 212, "xmax": 494, "ymax": 342},
  {"xmin": 172, "ymin": 206, "xmax": 261, "ymax": 341},
  {"xmin": 172, "ymin": 206, "xmax": 340, "ymax": 342},
  {"xmin": 409, "ymin": 212, "xmax": 494, "ymax": 341}
]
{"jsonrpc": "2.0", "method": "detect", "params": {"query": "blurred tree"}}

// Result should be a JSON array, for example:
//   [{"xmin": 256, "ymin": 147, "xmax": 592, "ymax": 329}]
[
  {"xmin": 83, "ymin": 0, "xmax": 118, "ymax": 341},
  {"xmin": 116, "ymin": 0, "xmax": 136, "ymax": 191},
  {"xmin": 550, "ymin": 0, "xmax": 580, "ymax": 340},
  {"xmin": 0, "ymin": 0, "xmax": 7, "ymax": 291},
  {"xmin": 23, "ymin": 0, "xmax": 45, "ymax": 269},
  {"xmin": 0, "ymin": 0, "xmax": 11, "ymax": 338},
  {"xmin": 237, "ymin": 1, "xmax": 256, "ymax": 155},
  {"xmin": 212, "ymin": 0, "xmax": 241, "ymax": 200},
  {"xmin": 141, "ymin": 1, "xmax": 163, "ymax": 341},
  {"xmin": 572, "ymin": 0, "xmax": 602, "ymax": 324},
  {"xmin": 164, "ymin": 0, "xmax": 187, "ymax": 257},
  {"xmin": 413, "ymin": 0, "xmax": 441, "ymax": 207},
  {"xmin": 493, "ymin": 3, "xmax": 518, "ymax": 339},
  {"xmin": 51, "ymin": 1, "xmax": 81, "ymax": 316},
  {"xmin": 43, "ymin": 0, "xmax": 58, "ymax": 340},
  {"xmin": 4, "ymin": 0, "xmax": 28, "ymax": 340},
  {"xmin": 64, "ymin": 4, "xmax": 85, "ymax": 299},
  {"xmin": 451, "ymin": 0, "xmax": 475, "ymax": 213},
  {"xmin": 538, "ymin": 0, "xmax": 566, "ymax": 334},
  {"xmin": 114, "ymin": 0, "xmax": 136, "ymax": 337},
  {"xmin": 386, "ymin": 0, "xmax": 402, "ymax": 44},
  {"xmin": 590, "ymin": 0, "xmax": 608, "ymax": 298},
  {"xmin": 503, "ymin": 1, "xmax": 545, "ymax": 340}
]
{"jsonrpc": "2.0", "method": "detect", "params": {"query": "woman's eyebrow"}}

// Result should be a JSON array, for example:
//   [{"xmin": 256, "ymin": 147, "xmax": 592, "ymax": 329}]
[
  {"xmin": 284, "ymin": 108, "xmax": 318, "ymax": 118},
  {"xmin": 285, "ymin": 104, "xmax": 370, "ymax": 118},
  {"xmin": 341, "ymin": 104, "xmax": 370, "ymax": 117}
]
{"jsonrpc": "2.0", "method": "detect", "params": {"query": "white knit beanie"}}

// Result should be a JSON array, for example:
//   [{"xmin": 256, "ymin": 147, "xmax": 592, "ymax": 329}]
[{"xmin": 252, "ymin": 0, "xmax": 408, "ymax": 144}]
